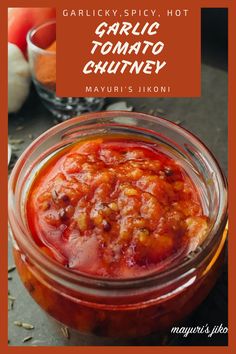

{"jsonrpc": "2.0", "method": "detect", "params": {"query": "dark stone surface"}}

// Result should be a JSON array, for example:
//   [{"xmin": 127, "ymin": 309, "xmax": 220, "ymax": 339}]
[{"xmin": 8, "ymin": 63, "xmax": 228, "ymax": 346}]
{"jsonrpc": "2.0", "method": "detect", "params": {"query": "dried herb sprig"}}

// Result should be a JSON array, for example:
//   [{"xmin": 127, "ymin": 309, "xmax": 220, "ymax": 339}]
[
  {"xmin": 8, "ymin": 294, "xmax": 16, "ymax": 310},
  {"xmin": 22, "ymin": 336, "xmax": 33, "ymax": 343},
  {"xmin": 8, "ymin": 265, "xmax": 16, "ymax": 273},
  {"xmin": 61, "ymin": 326, "xmax": 70, "ymax": 339},
  {"xmin": 14, "ymin": 321, "xmax": 34, "ymax": 330}
]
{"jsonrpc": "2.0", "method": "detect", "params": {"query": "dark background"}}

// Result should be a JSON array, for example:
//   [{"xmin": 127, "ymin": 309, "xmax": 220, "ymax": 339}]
[
  {"xmin": 202, "ymin": 8, "xmax": 228, "ymax": 71},
  {"xmin": 8, "ymin": 9, "xmax": 228, "ymax": 346}
]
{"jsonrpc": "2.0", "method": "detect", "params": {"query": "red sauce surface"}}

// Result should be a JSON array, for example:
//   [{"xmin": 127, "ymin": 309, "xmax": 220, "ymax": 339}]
[{"xmin": 27, "ymin": 137, "xmax": 208, "ymax": 278}]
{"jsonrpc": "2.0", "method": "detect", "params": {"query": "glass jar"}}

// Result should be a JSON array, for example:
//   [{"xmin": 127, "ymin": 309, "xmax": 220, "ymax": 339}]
[
  {"xmin": 27, "ymin": 19, "xmax": 104, "ymax": 121},
  {"xmin": 8, "ymin": 111, "xmax": 228, "ymax": 338}
]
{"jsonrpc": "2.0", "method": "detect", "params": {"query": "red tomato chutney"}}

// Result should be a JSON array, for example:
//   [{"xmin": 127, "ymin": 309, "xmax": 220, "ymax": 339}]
[{"xmin": 27, "ymin": 136, "xmax": 208, "ymax": 278}]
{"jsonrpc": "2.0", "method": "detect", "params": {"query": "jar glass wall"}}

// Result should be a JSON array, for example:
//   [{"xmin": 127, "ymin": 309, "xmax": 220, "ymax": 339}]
[{"xmin": 27, "ymin": 19, "xmax": 104, "ymax": 121}]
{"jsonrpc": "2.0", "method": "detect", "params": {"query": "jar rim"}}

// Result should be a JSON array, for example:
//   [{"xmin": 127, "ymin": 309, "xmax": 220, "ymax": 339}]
[
  {"xmin": 26, "ymin": 18, "xmax": 56, "ymax": 56},
  {"xmin": 8, "ymin": 111, "xmax": 228, "ymax": 290}
]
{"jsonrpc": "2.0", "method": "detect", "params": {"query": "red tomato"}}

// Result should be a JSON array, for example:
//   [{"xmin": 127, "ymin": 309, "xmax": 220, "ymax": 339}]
[{"xmin": 8, "ymin": 8, "xmax": 56, "ymax": 56}]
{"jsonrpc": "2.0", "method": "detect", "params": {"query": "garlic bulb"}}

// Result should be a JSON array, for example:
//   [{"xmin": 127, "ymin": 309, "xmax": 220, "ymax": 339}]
[{"xmin": 8, "ymin": 43, "xmax": 31, "ymax": 113}]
